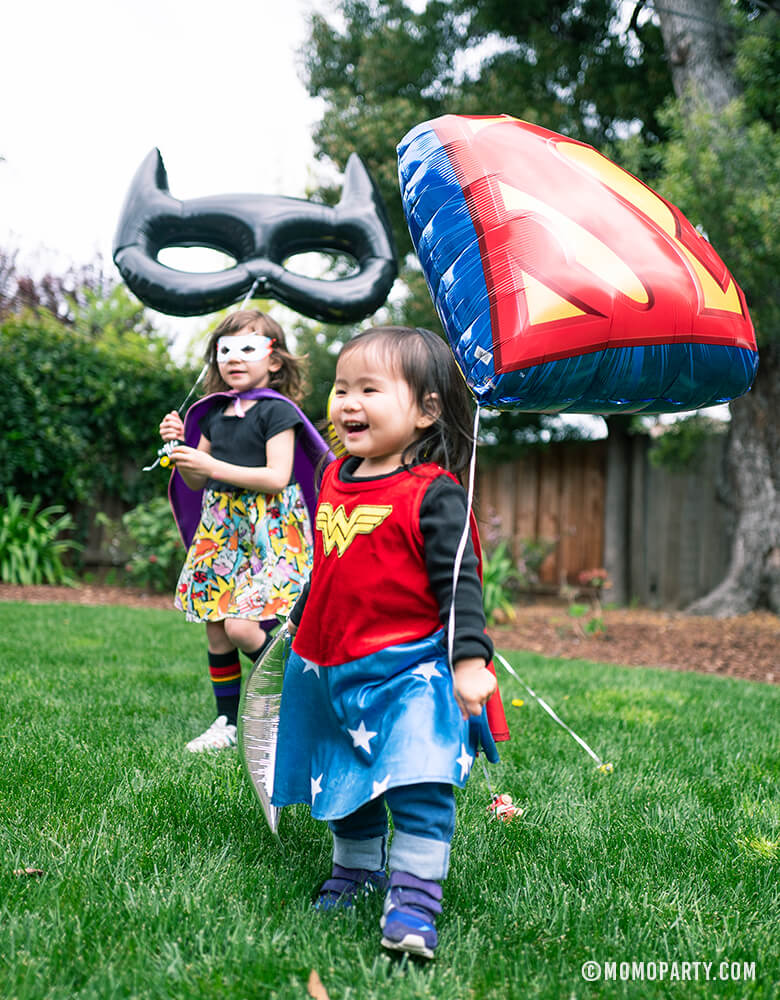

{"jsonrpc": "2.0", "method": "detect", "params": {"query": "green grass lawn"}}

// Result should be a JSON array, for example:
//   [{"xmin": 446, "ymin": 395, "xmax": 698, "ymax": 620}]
[{"xmin": 1, "ymin": 602, "xmax": 778, "ymax": 1000}]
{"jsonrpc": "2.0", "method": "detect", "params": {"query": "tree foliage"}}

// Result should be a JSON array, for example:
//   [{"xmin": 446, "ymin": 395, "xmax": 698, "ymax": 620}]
[
  {"xmin": 301, "ymin": 0, "xmax": 677, "ymax": 456},
  {"xmin": 653, "ymin": 4, "xmax": 779, "ymax": 346},
  {"xmin": 0, "ymin": 250, "xmax": 161, "ymax": 342},
  {"xmin": 657, "ymin": 97, "xmax": 778, "ymax": 343},
  {"xmin": 303, "ymin": 0, "xmax": 672, "ymax": 281}
]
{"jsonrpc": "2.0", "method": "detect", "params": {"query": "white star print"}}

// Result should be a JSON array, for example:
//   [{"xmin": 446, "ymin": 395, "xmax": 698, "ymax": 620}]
[
  {"xmin": 413, "ymin": 661, "xmax": 442, "ymax": 682},
  {"xmin": 456, "ymin": 744, "xmax": 474, "ymax": 780},
  {"xmin": 371, "ymin": 774, "xmax": 390, "ymax": 799},
  {"xmin": 311, "ymin": 773, "xmax": 323, "ymax": 803},
  {"xmin": 347, "ymin": 720, "xmax": 377, "ymax": 754},
  {"xmin": 302, "ymin": 660, "xmax": 320, "ymax": 677}
]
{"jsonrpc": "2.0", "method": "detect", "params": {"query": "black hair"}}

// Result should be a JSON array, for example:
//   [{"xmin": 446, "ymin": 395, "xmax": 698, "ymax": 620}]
[{"xmin": 338, "ymin": 326, "xmax": 475, "ymax": 482}]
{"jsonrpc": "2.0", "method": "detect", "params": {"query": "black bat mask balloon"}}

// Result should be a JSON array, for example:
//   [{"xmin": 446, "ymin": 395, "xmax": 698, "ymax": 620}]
[{"xmin": 112, "ymin": 148, "xmax": 397, "ymax": 322}]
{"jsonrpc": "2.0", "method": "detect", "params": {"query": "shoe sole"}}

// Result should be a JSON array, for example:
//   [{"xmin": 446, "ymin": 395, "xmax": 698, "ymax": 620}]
[{"xmin": 380, "ymin": 934, "xmax": 435, "ymax": 960}]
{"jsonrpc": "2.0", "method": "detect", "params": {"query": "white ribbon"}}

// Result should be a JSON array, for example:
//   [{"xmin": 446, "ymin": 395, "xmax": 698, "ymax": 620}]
[
  {"xmin": 447, "ymin": 403, "xmax": 482, "ymax": 671},
  {"xmin": 494, "ymin": 651, "xmax": 613, "ymax": 772}
]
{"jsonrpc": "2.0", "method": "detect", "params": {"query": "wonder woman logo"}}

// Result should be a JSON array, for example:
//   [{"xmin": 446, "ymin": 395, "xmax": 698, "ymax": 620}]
[{"xmin": 316, "ymin": 503, "xmax": 393, "ymax": 557}]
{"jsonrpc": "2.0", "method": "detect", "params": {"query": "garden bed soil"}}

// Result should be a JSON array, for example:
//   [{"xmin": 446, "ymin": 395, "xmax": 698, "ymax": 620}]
[
  {"xmin": 0, "ymin": 585, "xmax": 776, "ymax": 686},
  {"xmin": 490, "ymin": 599, "xmax": 778, "ymax": 686}
]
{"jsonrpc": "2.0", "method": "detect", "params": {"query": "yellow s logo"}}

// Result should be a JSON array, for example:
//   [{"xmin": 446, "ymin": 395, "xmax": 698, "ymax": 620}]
[{"xmin": 316, "ymin": 503, "xmax": 393, "ymax": 557}]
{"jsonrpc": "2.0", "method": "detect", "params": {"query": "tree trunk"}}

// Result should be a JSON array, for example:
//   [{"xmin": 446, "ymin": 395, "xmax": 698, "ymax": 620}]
[
  {"xmin": 687, "ymin": 341, "xmax": 780, "ymax": 616},
  {"xmin": 655, "ymin": 0, "xmax": 739, "ymax": 111},
  {"xmin": 655, "ymin": 0, "xmax": 778, "ymax": 616}
]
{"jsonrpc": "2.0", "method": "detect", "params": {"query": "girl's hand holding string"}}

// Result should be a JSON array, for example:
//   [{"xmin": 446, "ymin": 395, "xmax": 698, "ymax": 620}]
[
  {"xmin": 160, "ymin": 411, "xmax": 185, "ymax": 442},
  {"xmin": 453, "ymin": 657, "xmax": 498, "ymax": 720}
]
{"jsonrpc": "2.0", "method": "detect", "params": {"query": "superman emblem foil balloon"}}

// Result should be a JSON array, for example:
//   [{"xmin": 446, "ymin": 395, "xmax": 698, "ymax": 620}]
[{"xmin": 397, "ymin": 115, "xmax": 758, "ymax": 414}]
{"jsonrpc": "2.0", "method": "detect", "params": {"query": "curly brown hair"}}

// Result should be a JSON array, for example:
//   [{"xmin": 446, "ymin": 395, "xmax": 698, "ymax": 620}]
[{"xmin": 201, "ymin": 309, "xmax": 306, "ymax": 402}]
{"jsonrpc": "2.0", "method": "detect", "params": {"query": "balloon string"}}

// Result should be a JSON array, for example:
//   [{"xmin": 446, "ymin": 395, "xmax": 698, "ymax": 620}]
[
  {"xmin": 493, "ymin": 651, "xmax": 612, "ymax": 771},
  {"xmin": 145, "ymin": 279, "xmax": 263, "ymax": 473},
  {"xmin": 240, "ymin": 277, "xmax": 261, "ymax": 309},
  {"xmin": 443, "ymin": 412, "xmax": 613, "ymax": 776},
  {"xmin": 175, "ymin": 362, "xmax": 209, "ymax": 416},
  {"xmin": 480, "ymin": 757, "xmax": 495, "ymax": 797},
  {"xmin": 177, "ymin": 276, "xmax": 260, "ymax": 417},
  {"xmin": 447, "ymin": 403, "xmax": 482, "ymax": 672}
]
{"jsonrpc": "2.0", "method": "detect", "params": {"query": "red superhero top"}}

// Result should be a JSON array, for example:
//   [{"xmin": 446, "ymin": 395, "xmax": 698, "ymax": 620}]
[{"xmin": 292, "ymin": 457, "xmax": 509, "ymax": 740}]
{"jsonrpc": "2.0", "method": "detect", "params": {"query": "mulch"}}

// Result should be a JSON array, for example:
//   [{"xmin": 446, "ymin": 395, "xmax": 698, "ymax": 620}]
[
  {"xmin": 1, "ymin": 585, "xmax": 777, "ymax": 686},
  {"xmin": 489, "ymin": 600, "xmax": 778, "ymax": 686}
]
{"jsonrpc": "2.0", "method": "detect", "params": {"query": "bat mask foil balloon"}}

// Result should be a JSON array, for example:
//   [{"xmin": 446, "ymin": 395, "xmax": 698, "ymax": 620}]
[
  {"xmin": 113, "ymin": 149, "xmax": 397, "ymax": 322},
  {"xmin": 398, "ymin": 115, "xmax": 758, "ymax": 414}
]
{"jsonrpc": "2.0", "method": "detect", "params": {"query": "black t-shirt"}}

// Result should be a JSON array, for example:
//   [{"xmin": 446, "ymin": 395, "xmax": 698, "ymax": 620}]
[{"xmin": 199, "ymin": 397, "xmax": 301, "ymax": 490}]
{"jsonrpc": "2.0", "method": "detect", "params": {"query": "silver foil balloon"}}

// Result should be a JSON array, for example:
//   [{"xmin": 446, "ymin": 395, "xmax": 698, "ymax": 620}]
[{"xmin": 238, "ymin": 625, "xmax": 289, "ymax": 836}]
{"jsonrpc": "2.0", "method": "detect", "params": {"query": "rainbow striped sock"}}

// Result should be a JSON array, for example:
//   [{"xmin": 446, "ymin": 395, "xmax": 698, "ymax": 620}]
[{"xmin": 208, "ymin": 649, "xmax": 241, "ymax": 725}]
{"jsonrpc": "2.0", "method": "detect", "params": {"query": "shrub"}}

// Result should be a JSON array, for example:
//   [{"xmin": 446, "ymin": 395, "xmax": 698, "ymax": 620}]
[
  {"xmin": 482, "ymin": 541, "xmax": 519, "ymax": 625},
  {"xmin": 0, "ymin": 314, "xmax": 196, "ymax": 511},
  {"xmin": 0, "ymin": 490, "xmax": 81, "ymax": 585},
  {"xmin": 98, "ymin": 497, "xmax": 184, "ymax": 593}
]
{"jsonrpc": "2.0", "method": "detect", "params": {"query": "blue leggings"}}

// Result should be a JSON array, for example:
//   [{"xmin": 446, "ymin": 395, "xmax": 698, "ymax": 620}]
[{"xmin": 328, "ymin": 782, "xmax": 455, "ymax": 881}]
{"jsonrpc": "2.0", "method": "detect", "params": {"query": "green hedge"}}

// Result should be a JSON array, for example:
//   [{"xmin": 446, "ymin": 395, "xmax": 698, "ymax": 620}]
[{"xmin": 0, "ymin": 315, "xmax": 196, "ymax": 512}]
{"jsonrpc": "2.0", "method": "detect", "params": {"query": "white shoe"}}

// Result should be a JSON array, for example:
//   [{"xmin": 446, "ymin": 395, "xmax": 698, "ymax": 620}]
[{"xmin": 186, "ymin": 715, "xmax": 237, "ymax": 752}]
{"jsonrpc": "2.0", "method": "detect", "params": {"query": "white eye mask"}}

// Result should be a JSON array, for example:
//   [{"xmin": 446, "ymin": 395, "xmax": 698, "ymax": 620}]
[{"xmin": 216, "ymin": 333, "xmax": 273, "ymax": 363}]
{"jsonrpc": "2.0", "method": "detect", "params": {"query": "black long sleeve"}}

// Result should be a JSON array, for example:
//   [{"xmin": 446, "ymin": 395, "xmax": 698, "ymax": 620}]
[{"xmin": 419, "ymin": 475, "xmax": 493, "ymax": 665}]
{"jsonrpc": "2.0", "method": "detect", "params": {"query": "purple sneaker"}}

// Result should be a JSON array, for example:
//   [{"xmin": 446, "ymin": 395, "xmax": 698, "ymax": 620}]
[
  {"xmin": 380, "ymin": 871, "xmax": 442, "ymax": 959},
  {"xmin": 313, "ymin": 864, "xmax": 389, "ymax": 911}
]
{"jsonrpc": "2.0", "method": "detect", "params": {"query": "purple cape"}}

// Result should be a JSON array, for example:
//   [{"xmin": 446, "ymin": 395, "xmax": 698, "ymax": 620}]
[{"xmin": 168, "ymin": 388, "xmax": 333, "ymax": 548}]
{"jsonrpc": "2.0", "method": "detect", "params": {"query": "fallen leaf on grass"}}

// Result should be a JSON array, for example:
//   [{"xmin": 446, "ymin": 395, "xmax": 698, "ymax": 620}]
[
  {"xmin": 307, "ymin": 970, "xmax": 330, "ymax": 1000},
  {"xmin": 13, "ymin": 867, "xmax": 45, "ymax": 877}
]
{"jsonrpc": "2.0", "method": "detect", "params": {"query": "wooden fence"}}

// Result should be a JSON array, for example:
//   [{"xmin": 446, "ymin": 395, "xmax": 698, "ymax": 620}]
[
  {"xmin": 627, "ymin": 434, "xmax": 732, "ymax": 608},
  {"xmin": 476, "ymin": 435, "xmax": 731, "ymax": 608},
  {"xmin": 476, "ymin": 441, "xmax": 607, "ymax": 587}
]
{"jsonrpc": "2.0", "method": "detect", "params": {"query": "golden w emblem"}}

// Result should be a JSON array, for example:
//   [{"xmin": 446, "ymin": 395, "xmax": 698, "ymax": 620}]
[{"xmin": 316, "ymin": 502, "xmax": 393, "ymax": 557}]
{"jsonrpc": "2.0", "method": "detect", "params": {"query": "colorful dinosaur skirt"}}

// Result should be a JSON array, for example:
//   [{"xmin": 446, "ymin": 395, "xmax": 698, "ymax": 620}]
[{"xmin": 174, "ymin": 485, "xmax": 312, "ymax": 624}]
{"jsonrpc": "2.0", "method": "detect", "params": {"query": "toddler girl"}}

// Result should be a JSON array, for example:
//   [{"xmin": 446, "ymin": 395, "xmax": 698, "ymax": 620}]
[{"xmin": 274, "ymin": 326, "xmax": 508, "ymax": 959}]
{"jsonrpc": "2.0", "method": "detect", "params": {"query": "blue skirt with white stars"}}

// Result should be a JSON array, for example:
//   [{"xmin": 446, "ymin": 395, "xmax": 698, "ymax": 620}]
[{"xmin": 271, "ymin": 629, "xmax": 498, "ymax": 821}]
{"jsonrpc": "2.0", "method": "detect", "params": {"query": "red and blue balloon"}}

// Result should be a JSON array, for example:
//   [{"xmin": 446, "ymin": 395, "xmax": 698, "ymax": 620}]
[{"xmin": 398, "ymin": 114, "xmax": 758, "ymax": 413}]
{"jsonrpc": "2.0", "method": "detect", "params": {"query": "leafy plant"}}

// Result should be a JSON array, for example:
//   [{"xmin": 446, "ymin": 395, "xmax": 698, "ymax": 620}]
[
  {"xmin": 0, "ymin": 490, "xmax": 80, "ymax": 585},
  {"xmin": 563, "ymin": 568, "xmax": 612, "ymax": 638},
  {"xmin": 98, "ymin": 497, "xmax": 183, "ymax": 593},
  {"xmin": 515, "ymin": 537, "xmax": 558, "ymax": 590},
  {"xmin": 482, "ymin": 541, "xmax": 519, "ymax": 625}
]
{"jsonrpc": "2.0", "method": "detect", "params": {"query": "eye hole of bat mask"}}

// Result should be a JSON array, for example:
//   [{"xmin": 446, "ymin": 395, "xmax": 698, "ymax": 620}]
[{"xmin": 216, "ymin": 333, "xmax": 274, "ymax": 363}]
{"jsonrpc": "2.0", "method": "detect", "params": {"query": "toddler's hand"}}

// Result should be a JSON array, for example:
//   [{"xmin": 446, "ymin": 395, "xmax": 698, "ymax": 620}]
[
  {"xmin": 160, "ymin": 411, "xmax": 185, "ymax": 442},
  {"xmin": 453, "ymin": 657, "xmax": 497, "ymax": 720}
]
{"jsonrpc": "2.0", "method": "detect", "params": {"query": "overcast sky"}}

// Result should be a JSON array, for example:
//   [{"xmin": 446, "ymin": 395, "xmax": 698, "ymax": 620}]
[{"xmin": 1, "ymin": 0, "xmax": 323, "ymax": 280}]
